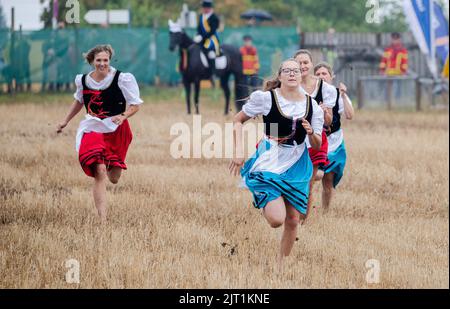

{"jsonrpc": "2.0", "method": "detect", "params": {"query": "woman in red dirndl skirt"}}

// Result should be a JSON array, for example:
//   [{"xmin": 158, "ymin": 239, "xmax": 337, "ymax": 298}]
[
  {"xmin": 294, "ymin": 49, "xmax": 337, "ymax": 219},
  {"xmin": 56, "ymin": 44, "xmax": 142, "ymax": 221}
]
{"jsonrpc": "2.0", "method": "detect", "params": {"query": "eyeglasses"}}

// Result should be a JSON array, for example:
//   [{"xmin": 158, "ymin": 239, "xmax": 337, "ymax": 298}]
[{"xmin": 280, "ymin": 68, "xmax": 301, "ymax": 75}]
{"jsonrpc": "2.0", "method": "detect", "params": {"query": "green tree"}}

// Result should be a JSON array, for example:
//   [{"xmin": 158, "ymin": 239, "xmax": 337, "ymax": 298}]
[
  {"xmin": 38, "ymin": 0, "xmax": 411, "ymax": 32},
  {"xmin": 250, "ymin": 0, "xmax": 407, "ymax": 32}
]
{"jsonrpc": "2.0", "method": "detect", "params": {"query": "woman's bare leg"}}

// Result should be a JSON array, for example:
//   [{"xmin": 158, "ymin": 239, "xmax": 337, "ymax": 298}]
[
  {"xmin": 305, "ymin": 165, "xmax": 319, "ymax": 221},
  {"xmin": 262, "ymin": 197, "xmax": 286, "ymax": 228},
  {"xmin": 262, "ymin": 197, "xmax": 287, "ymax": 271},
  {"xmin": 280, "ymin": 201, "xmax": 301, "ymax": 262},
  {"xmin": 93, "ymin": 164, "xmax": 108, "ymax": 221},
  {"xmin": 321, "ymin": 172, "xmax": 335, "ymax": 213},
  {"xmin": 315, "ymin": 168, "xmax": 324, "ymax": 181},
  {"xmin": 107, "ymin": 166, "xmax": 122, "ymax": 184}
]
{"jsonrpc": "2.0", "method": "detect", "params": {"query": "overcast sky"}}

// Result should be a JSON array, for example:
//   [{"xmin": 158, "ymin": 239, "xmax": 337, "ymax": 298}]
[{"xmin": 0, "ymin": 0, "xmax": 47, "ymax": 30}]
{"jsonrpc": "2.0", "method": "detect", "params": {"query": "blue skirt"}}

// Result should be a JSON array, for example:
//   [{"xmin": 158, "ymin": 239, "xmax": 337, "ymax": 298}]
[
  {"xmin": 320, "ymin": 141, "xmax": 347, "ymax": 188},
  {"xmin": 241, "ymin": 140, "xmax": 313, "ymax": 215}
]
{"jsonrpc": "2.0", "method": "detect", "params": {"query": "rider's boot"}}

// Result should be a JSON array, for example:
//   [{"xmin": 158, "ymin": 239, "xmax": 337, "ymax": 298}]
[{"xmin": 207, "ymin": 50, "xmax": 216, "ymax": 86}]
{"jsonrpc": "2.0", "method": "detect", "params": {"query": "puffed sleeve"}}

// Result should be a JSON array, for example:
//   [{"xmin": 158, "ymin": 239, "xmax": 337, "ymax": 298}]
[
  {"xmin": 73, "ymin": 74, "xmax": 84, "ymax": 104},
  {"xmin": 118, "ymin": 73, "xmax": 144, "ymax": 105},
  {"xmin": 241, "ymin": 90, "xmax": 272, "ymax": 118},
  {"xmin": 310, "ymin": 98, "xmax": 324, "ymax": 135},
  {"xmin": 321, "ymin": 81, "xmax": 338, "ymax": 109}
]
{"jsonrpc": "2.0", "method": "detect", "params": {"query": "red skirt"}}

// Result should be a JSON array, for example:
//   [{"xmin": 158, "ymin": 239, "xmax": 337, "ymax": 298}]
[
  {"xmin": 78, "ymin": 119, "xmax": 133, "ymax": 177},
  {"xmin": 308, "ymin": 131, "xmax": 329, "ymax": 167}
]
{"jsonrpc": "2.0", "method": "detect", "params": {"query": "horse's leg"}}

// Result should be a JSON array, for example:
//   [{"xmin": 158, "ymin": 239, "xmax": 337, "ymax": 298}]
[
  {"xmin": 234, "ymin": 74, "xmax": 247, "ymax": 113},
  {"xmin": 183, "ymin": 77, "xmax": 191, "ymax": 114},
  {"xmin": 194, "ymin": 79, "xmax": 200, "ymax": 115},
  {"xmin": 220, "ymin": 73, "xmax": 231, "ymax": 115}
]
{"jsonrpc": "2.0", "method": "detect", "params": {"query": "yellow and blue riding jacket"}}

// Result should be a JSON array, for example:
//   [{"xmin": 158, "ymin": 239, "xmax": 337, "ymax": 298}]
[{"xmin": 197, "ymin": 13, "xmax": 220, "ymax": 56}]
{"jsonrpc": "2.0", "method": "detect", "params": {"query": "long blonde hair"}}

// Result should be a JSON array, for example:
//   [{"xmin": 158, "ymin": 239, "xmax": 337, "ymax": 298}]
[{"xmin": 263, "ymin": 59, "xmax": 299, "ymax": 91}]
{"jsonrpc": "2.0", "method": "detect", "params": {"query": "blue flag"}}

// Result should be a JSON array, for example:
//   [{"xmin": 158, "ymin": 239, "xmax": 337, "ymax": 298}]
[
  {"xmin": 403, "ymin": 0, "xmax": 438, "ymax": 77},
  {"xmin": 433, "ymin": 2, "xmax": 449, "ymax": 65}
]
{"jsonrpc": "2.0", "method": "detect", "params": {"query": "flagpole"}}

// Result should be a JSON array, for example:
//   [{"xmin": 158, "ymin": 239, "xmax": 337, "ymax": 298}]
[{"xmin": 429, "ymin": 0, "xmax": 438, "ymax": 78}]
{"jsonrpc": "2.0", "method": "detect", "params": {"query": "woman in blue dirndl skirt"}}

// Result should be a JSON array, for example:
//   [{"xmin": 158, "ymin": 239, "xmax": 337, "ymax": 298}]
[
  {"xmin": 314, "ymin": 62, "xmax": 354, "ymax": 211},
  {"xmin": 229, "ymin": 59, "xmax": 324, "ymax": 266}
]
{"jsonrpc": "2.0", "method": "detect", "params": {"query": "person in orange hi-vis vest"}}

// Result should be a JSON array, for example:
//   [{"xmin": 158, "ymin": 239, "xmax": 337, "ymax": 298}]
[
  {"xmin": 379, "ymin": 32, "xmax": 409, "ymax": 76},
  {"xmin": 240, "ymin": 35, "xmax": 261, "ymax": 94}
]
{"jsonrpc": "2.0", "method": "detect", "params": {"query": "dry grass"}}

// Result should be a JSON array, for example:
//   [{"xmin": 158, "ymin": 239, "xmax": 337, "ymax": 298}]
[{"xmin": 0, "ymin": 92, "xmax": 448, "ymax": 288}]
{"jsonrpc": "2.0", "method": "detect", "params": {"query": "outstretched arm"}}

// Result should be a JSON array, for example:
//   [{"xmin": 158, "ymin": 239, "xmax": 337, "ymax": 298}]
[
  {"xmin": 56, "ymin": 100, "xmax": 83, "ymax": 133},
  {"xmin": 229, "ymin": 111, "xmax": 251, "ymax": 176}
]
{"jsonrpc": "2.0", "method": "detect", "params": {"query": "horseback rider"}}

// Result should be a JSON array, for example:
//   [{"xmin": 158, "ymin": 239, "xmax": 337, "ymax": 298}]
[{"xmin": 194, "ymin": 0, "xmax": 221, "ymax": 74}]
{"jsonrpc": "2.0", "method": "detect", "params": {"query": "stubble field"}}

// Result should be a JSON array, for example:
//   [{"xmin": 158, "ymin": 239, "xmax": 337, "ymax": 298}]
[{"xmin": 0, "ymin": 90, "xmax": 448, "ymax": 288}]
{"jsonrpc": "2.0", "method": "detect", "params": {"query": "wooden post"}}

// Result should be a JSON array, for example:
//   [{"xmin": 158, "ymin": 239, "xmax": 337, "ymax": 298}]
[
  {"xmin": 431, "ymin": 79, "xmax": 436, "ymax": 107},
  {"xmin": 10, "ymin": 7, "xmax": 14, "ymax": 31},
  {"xmin": 357, "ymin": 79, "xmax": 363, "ymax": 109},
  {"xmin": 376, "ymin": 32, "xmax": 382, "ymax": 47},
  {"xmin": 8, "ymin": 7, "xmax": 15, "ymax": 94},
  {"xmin": 153, "ymin": 18, "xmax": 159, "ymax": 86},
  {"xmin": 300, "ymin": 32, "xmax": 305, "ymax": 49},
  {"xmin": 386, "ymin": 79, "xmax": 393, "ymax": 110},
  {"xmin": 17, "ymin": 24, "xmax": 22, "ymax": 92},
  {"xmin": 415, "ymin": 78, "xmax": 421, "ymax": 111}
]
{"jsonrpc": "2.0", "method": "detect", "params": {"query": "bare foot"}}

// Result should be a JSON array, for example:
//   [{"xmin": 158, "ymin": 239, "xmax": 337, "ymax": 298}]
[{"xmin": 97, "ymin": 210, "xmax": 107, "ymax": 225}]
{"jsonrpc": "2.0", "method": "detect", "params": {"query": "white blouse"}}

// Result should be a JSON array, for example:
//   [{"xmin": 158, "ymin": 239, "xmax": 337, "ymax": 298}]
[
  {"xmin": 240, "ymin": 89, "xmax": 324, "ymax": 175},
  {"xmin": 242, "ymin": 88, "xmax": 324, "ymax": 135},
  {"xmin": 74, "ymin": 67, "xmax": 143, "ymax": 105},
  {"xmin": 327, "ymin": 94, "xmax": 353, "ymax": 153},
  {"xmin": 299, "ymin": 79, "xmax": 337, "ymax": 109}
]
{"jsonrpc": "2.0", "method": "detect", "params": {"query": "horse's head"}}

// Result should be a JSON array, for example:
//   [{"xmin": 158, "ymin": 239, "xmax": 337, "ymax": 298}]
[{"xmin": 168, "ymin": 19, "xmax": 184, "ymax": 52}]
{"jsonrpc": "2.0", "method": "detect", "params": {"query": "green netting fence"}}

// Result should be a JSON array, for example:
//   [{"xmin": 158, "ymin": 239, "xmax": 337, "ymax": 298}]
[{"xmin": 0, "ymin": 26, "xmax": 299, "ymax": 89}]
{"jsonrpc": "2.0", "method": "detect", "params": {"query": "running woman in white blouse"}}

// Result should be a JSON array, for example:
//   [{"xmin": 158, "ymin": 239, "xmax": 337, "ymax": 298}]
[
  {"xmin": 56, "ymin": 45, "xmax": 143, "ymax": 222},
  {"xmin": 229, "ymin": 59, "xmax": 324, "ymax": 267},
  {"xmin": 294, "ymin": 49, "xmax": 337, "ymax": 218},
  {"xmin": 314, "ymin": 62, "xmax": 354, "ymax": 212}
]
